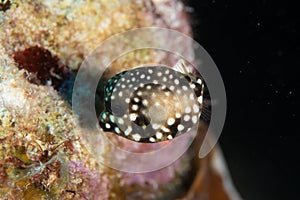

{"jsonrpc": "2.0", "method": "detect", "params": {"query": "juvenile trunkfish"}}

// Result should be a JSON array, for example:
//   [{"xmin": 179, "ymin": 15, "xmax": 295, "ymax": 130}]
[{"xmin": 99, "ymin": 61, "xmax": 205, "ymax": 143}]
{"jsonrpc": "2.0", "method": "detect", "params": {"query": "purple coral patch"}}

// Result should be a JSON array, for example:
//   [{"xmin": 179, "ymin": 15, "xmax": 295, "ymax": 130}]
[{"xmin": 68, "ymin": 161, "xmax": 111, "ymax": 199}]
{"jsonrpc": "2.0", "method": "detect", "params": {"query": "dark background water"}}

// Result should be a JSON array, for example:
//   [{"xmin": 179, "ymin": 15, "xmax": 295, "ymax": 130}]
[{"xmin": 186, "ymin": 0, "xmax": 298, "ymax": 199}]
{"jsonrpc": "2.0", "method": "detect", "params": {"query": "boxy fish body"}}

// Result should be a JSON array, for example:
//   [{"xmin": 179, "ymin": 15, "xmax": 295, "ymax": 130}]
[{"xmin": 99, "ymin": 64, "xmax": 204, "ymax": 143}]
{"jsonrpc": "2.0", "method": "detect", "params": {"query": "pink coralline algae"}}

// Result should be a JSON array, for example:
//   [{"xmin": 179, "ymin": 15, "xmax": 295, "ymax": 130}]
[
  {"xmin": 121, "ymin": 158, "xmax": 183, "ymax": 190},
  {"xmin": 67, "ymin": 161, "xmax": 111, "ymax": 200}
]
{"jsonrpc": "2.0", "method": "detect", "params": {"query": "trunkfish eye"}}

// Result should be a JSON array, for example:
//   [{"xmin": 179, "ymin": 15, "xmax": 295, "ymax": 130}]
[{"xmin": 99, "ymin": 62, "xmax": 204, "ymax": 143}]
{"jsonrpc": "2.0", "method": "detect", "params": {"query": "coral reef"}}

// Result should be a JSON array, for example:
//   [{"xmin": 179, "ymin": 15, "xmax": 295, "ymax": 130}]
[{"xmin": 0, "ymin": 0, "xmax": 240, "ymax": 199}]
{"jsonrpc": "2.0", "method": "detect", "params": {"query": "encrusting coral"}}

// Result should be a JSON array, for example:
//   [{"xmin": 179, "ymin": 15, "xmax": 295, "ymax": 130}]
[{"xmin": 0, "ymin": 0, "xmax": 240, "ymax": 199}]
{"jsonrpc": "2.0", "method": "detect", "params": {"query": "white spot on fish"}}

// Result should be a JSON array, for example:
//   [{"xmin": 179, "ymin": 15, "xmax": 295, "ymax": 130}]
[
  {"xmin": 189, "ymin": 93, "xmax": 194, "ymax": 100},
  {"xmin": 184, "ymin": 115, "xmax": 190, "ymax": 121},
  {"xmin": 175, "ymin": 113, "xmax": 181, "ymax": 118},
  {"xmin": 137, "ymin": 91, "xmax": 143, "ymax": 96},
  {"xmin": 146, "ymin": 85, "xmax": 152, "ymax": 90},
  {"xmin": 185, "ymin": 107, "xmax": 191, "ymax": 113},
  {"xmin": 152, "ymin": 123, "xmax": 160, "ymax": 129},
  {"xmin": 197, "ymin": 78, "xmax": 202, "ymax": 84},
  {"xmin": 177, "ymin": 124, "xmax": 184, "ymax": 131},
  {"xmin": 130, "ymin": 113, "xmax": 138, "ymax": 121},
  {"xmin": 109, "ymin": 115, "xmax": 115, "ymax": 122},
  {"xmin": 193, "ymin": 104, "xmax": 199, "ymax": 113},
  {"xmin": 132, "ymin": 133, "xmax": 141, "ymax": 141},
  {"xmin": 161, "ymin": 126, "xmax": 170, "ymax": 132},
  {"xmin": 192, "ymin": 115, "xmax": 198, "ymax": 124},
  {"xmin": 118, "ymin": 118, "xmax": 124, "ymax": 125},
  {"xmin": 167, "ymin": 118, "xmax": 175, "ymax": 125},
  {"xmin": 124, "ymin": 126, "xmax": 132, "ymax": 135},
  {"xmin": 198, "ymin": 96, "xmax": 203, "ymax": 104},
  {"xmin": 156, "ymin": 132, "xmax": 163, "ymax": 139},
  {"xmin": 105, "ymin": 123, "xmax": 111, "ymax": 129},
  {"xmin": 142, "ymin": 99, "xmax": 149, "ymax": 106},
  {"xmin": 115, "ymin": 127, "xmax": 121, "ymax": 134},
  {"xmin": 167, "ymin": 135, "xmax": 173, "ymax": 140}
]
